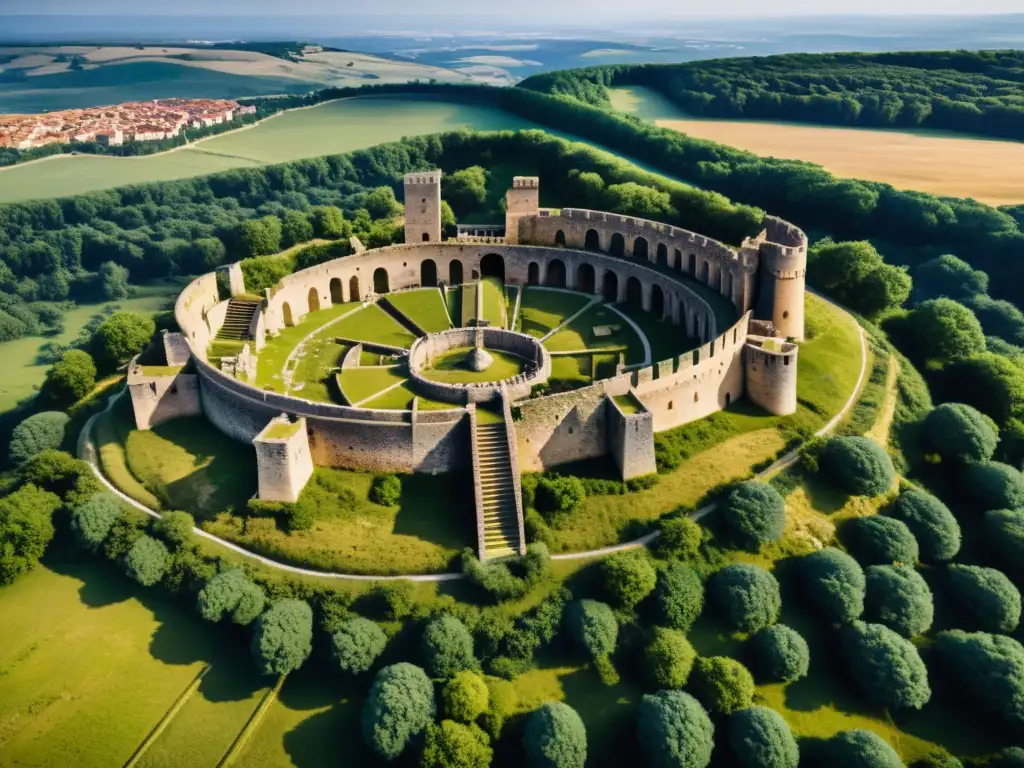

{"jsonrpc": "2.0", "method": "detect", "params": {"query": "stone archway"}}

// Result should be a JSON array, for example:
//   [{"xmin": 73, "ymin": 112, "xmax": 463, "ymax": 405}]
[
  {"xmin": 349, "ymin": 276, "xmax": 360, "ymax": 302},
  {"xmin": 449, "ymin": 260, "xmax": 463, "ymax": 286},
  {"xmin": 528, "ymin": 262, "xmax": 540, "ymax": 286},
  {"xmin": 602, "ymin": 271, "xmax": 619, "ymax": 303},
  {"xmin": 330, "ymin": 277, "xmax": 343, "ymax": 304},
  {"xmin": 421, "ymin": 259, "xmax": 438, "ymax": 287},
  {"xmin": 546, "ymin": 259, "xmax": 567, "ymax": 289},
  {"xmin": 701, "ymin": 260, "xmax": 710, "ymax": 285},
  {"xmin": 555, "ymin": 230, "xmax": 566, "ymax": 247},
  {"xmin": 674, "ymin": 248, "xmax": 683, "ymax": 272},
  {"xmin": 481, "ymin": 253, "xmax": 505, "ymax": 282},
  {"xmin": 657, "ymin": 243, "xmax": 668, "ymax": 268},
  {"xmin": 585, "ymin": 229, "xmax": 600, "ymax": 251},
  {"xmin": 577, "ymin": 263, "xmax": 596, "ymax": 294},
  {"xmin": 610, "ymin": 232, "xmax": 625, "ymax": 258},
  {"xmin": 308, "ymin": 287, "xmax": 321, "ymax": 313},
  {"xmin": 373, "ymin": 268, "xmax": 389, "ymax": 294},
  {"xmin": 626, "ymin": 277, "xmax": 643, "ymax": 308},
  {"xmin": 282, "ymin": 302, "xmax": 294, "ymax": 327},
  {"xmin": 634, "ymin": 237, "xmax": 649, "ymax": 261},
  {"xmin": 688, "ymin": 253, "xmax": 697, "ymax": 276},
  {"xmin": 651, "ymin": 284, "xmax": 665, "ymax": 319}
]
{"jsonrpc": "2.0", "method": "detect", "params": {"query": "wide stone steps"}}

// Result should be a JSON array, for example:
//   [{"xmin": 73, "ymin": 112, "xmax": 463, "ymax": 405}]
[
  {"xmin": 216, "ymin": 299, "xmax": 261, "ymax": 341},
  {"xmin": 473, "ymin": 420, "xmax": 523, "ymax": 560}
]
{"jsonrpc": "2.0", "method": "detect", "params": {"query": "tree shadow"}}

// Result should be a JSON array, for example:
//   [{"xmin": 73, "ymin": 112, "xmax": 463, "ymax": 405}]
[
  {"xmin": 195, "ymin": 651, "xmax": 266, "ymax": 704},
  {"xmin": 801, "ymin": 473, "xmax": 852, "ymax": 515},
  {"xmin": 391, "ymin": 472, "xmax": 474, "ymax": 551},
  {"xmin": 43, "ymin": 549, "xmax": 141, "ymax": 609},
  {"xmin": 557, "ymin": 665, "xmax": 641, "ymax": 768}
]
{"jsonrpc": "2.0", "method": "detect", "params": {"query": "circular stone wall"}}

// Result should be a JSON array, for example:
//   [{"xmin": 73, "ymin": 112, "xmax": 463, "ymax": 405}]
[{"xmin": 408, "ymin": 327, "xmax": 551, "ymax": 404}]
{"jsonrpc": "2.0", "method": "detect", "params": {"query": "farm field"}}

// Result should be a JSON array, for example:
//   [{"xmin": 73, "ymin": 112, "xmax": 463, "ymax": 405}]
[{"xmin": 610, "ymin": 86, "xmax": 1024, "ymax": 206}]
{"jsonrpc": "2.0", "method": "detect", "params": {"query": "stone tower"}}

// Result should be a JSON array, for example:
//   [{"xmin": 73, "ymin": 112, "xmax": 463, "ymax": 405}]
[
  {"xmin": 253, "ymin": 415, "xmax": 314, "ymax": 503},
  {"xmin": 743, "ymin": 337, "xmax": 799, "ymax": 416},
  {"xmin": 504, "ymin": 176, "xmax": 540, "ymax": 245},
  {"xmin": 756, "ymin": 217, "xmax": 807, "ymax": 340},
  {"xmin": 403, "ymin": 170, "xmax": 442, "ymax": 244}
]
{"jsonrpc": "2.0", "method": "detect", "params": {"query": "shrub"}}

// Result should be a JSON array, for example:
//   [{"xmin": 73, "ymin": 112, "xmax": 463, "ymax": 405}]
[
  {"xmin": 18, "ymin": 449, "xmax": 100, "ymax": 507},
  {"xmin": 653, "ymin": 562, "xmax": 704, "ymax": 632},
  {"xmin": 985, "ymin": 508, "xmax": 1024, "ymax": 567},
  {"xmin": 70, "ymin": 493, "xmax": 123, "ymax": 552},
  {"xmin": 152, "ymin": 511, "xmax": 194, "ymax": 550},
  {"xmin": 656, "ymin": 516, "xmax": 702, "ymax": 560},
  {"xmin": 908, "ymin": 298, "xmax": 986, "ymax": 362},
  {"xmin": 41, "ymin": 349, "xmax": 96, "ymax": 407},
  {"xmin": 9, "ymin": 411, "xmax": 69, "ymax": 465},
  {"xmin": 948, "ymin": 564, "xmax": 1021, "ymax": 633},
  {"xmin": 93, "ymin": 311, "xmax": 155, "ymax": 366},
  {"xmin": 565, "ymin": 599, "xmax": 618, "ymax": 660},
  {"xmin": 709, "ymin": 564, "xmax": 781, "ymax": 634},
  {"xmin": 964, "ymin": 461, "xmax": 1024, "ymax": 512},
  {"xmin": 523, "ymin": 702, "xmax": 586, "ymax": 768},
  {"xmin": 690, "ymin": 656, "xmax": 755, "ymax": 715},
  {"xmin": 844, "ymin": 515, "xmax": 919, "ymax": 566},
  {"xmin": 481, "ymin": 677, "xmax": 517, "ymax": 739},
  {"xmin": 331, "ymin": 617, "xmax": 387, "ymax": 675},
  {"xmin": 535, "ymin": 476, "xmax": 585, "ymax": 520},
  {"xmin": 123, "ymin": 535, "xmax": 169, "ymax": 587},
  {"xmin": 422, "ymin": 615, "xmax": 476, "ymax": 678},
  {"xmin": 461, "ymin": 543, "xmax": 551, "ymax": 602},
  {"xmin": 442, "ymin": 670, "xmax": 489, "ymax": 723},
  {"xmin": 728, "ymin": 706, "xmax": 798, "ymax": 768},
  {"xmin": 250, "ymin": 599, "xmax": 313, "ymax": 676},
  {"xmin": 800, "ymin": 548, "xmax": 866, "ymax": 625},
  {"xmin": 369, "ymin": 473, "xmax": 401, "ymax": 506},
  {"xmin": 0, "ymin": 483, "xmax": 60, "ymax": 585},
  {"xmin": 362, "ymin": 663, "xmax": 436, "ymax": 760},
  {"xmin": 934, "ymin": 630, "xmax": 1024, "ymax": 729},
  {"xmin": 826, "ymin": 730, "xmax": 904, "ymax": 768},
  {"xmin": 720, "ymin": 482, "xmax": 786, "ymax": 551},
  {"xmin": 922, "ymin": 403, "xmax": 999, "ymax": 463},
  {"xmin": 884, "ymin": 490, "xmax": 961, "ymax": 562},
  {"xmin": 636, "ymin": 691, "xmax": 713, "ymax": 768},
  {"xmin": 197, "ymin": 568, "xmax": 266, "ymax": 626},
  {"xmin": 820, "ymin": 436, "xmax": 895, "ymax": 497},
  {"xmin": 747, "ymin": 625, "xmax": 810, "ymax": 683},
  {"xmin": 644, "ymin": 627, "xmax": 696, "ymax": 689},
  {"xmin": 421, "ymin": 720, "xmax": 492, "ymax": 768},
  {"xmin": 841, "ymin": 621, "xmax": 931, "ymax": 710},
  {"xmin": 601, "ymin": 550, "xmax": 657, "ymax": 608},
  {"xmin": 864, "ymin": 565, "xmax": 934, "ymax": 638}
]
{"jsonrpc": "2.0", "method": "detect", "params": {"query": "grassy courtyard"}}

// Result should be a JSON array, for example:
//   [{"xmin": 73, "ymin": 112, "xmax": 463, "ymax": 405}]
[
  {"xmin": 517, "ymin": 288, "xmax": 593, "ymax": 338},
  {"xmin": 479, "ymin": 277, "xmax": 507, "ymax": 328},
  {"xmin": 253, "ymin": 302, "xmax": 359, "ymax": 393},
  {"xmin": 421, "ymin": 346, "xmax": 525, "ymax": 384},
  {"xmin": 385, "ymin": 288, "xmax": 452, "ymax": 333},
  {"xmin": 336, "ymin": 365, "xmax": 407, "ymax": 405},
  {"xmin": 330, "ymin": 304, "xmax": 417, "ymax": 350},
  {"xmin": 544, "ymin": 302, "xmax": 647, "ymax": 364}
]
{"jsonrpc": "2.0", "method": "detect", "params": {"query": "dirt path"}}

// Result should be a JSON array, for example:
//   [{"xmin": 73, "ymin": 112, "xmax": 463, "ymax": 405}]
[{"xmin": 868, "ymin": 355, "xmax": 900, "ymax": 447}]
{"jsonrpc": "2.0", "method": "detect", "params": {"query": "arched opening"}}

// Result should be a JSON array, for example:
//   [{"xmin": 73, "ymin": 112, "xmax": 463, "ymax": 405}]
[
  {"xmin": 701, "ymin": 260, "xmax": 710, "ymax": 285},
  {"xmin": 421, "ymin": 259, "xmax": 437, "ymax": 287},
  {"xmin": 602, "ymin": 271, "xmax": 619, "ymax": 303},
  {"xmin": 688, "ymin": 253, "xmax": 697, "ymax": 276},
  {"xmin": 585, "ymin": 229, "xmax": 600, "ymax": 251},
  {"xmin": 726, "ymin": 392, "xmax": 732, "ymax": 407},
  {"xmin": 422, "ymin": 232, "xmax": 430, "ymax": 242},
  {"xmin": 546, "ymin": 259, "xmax": 567, "ymax": 288},
  {"xmin": 349, "ymin": 276, "xmax": 360, "ymax": 302},
  {"xmin": 481, "ymin": 253, "xmax": 505, "ymax": 282},
  {"xmin": 329, "ymin": 277, "xmax": 343, "ymax": 305},
  {"xmin": 610, "ymin": 232, "xmax": 626, "ymax": 258},
  {"xmin": 674, "ymin": 249, "xmax": 683, "ymax": 272},
  {"xmin": 554, "ymin": 230, "xmax": 566, "ymax": 247},
  {"xmin": 577, "ymin": 263, "xmax": 596, "ymax": 295},
  {"xmin": 651, "ymin": 284, "xmax": 665, "ymax": 319},
  {"xmin": 449, "ymin": 260, "xmax": 463, "ymax": 286},
  {"xmin": 373, "ymin": 268, "xmax": 389, "ymax": 294},
  {"xmin": 656, "ymin": 243, "xmax": 668, "ymax": 268},
  {"xmin": 528, "ymin": 262, "xmax": 540, "ymax": 286},
  {"xmin": 626, "ymin": 277, "xmax": 643, "ymax": 308},
  {"xmin": 723, "ymin": 270, "xmax": 733, "ymax": 298},
  {"xmin": 282, "ymin": 302, "xmax": 294, "ymax": 327},
  {"xmin": 633, "ymin": 237, "xmax": 649, "ymax": 261},
  {"xmin": 307, "ymin": 287, "xmax": 321, "ymax": 313}
]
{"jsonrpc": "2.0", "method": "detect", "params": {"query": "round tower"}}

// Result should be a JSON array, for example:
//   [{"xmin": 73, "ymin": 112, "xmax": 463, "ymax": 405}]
[
  {"xmin": 756, "ymin": 217, "xmax": 807, "ymax": 340},
  {"xmin": 743, "ymin": 337, "xmax": 798, "ymax": 417}
]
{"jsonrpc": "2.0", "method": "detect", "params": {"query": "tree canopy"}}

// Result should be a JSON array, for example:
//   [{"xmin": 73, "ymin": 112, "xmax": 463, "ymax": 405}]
[
  {"xmin": 841, "ymin": 621, "xmax": 932, "ymax": 710},
  {"xmin": 727, "ymin": 706, "xmax": 799, "ymax": 768},
  {"xmin": 884, "ymin": 490, "xmax": 961, "ymax": 562},
  {"xmin": 0, "ymin": 483, "xmax": 60, "ymax": 585},
  {"xmin": 922, "ymin": 403, "xmax": 999, "ymax": 464},
  {"xmin": 636, "ymin": 691, "xmax": 714, "ymax": 768},
  {"xmin": 361, "ymin": 662, "xmax": 437, "ymax": 760},
  {"xmin": 250, "ymin": 599, "xmax": 314, "ymax": 676},
  {"xmin": 422, "ymin": 614, "xmax": 476, "ymax": 679},
  {"xmin": 709, "ymin": 563, "xmax": 782, "ymax": 634},
  {"xmin": 197, "ymin": 568, "xmax": 267, "ymax": 627},
  {"xmin": 864, "ymin": 565, "xmax": 934, "ymax": 638},
  {"xmin": 819, "ymin": 436, "xmax": 895, "ymax": 497},
  {"xmin": 331, "ymin": 617, "xmax": 387, "ymax": 675},
  {"xmin": 800, "ymin": 548, "xmax": 866, "ymax": 625},
  {"xmin": 523, "ymin": 702, "xmax": 587, "ymax": 768},
  {"xmin": 746, "ymin": 625, "xmax": 810, "ymax": 683},
  {"xmin": 9, "ymin": 411, "xmax": 69, "ymax": 465},
  {"xmin": 720, "ymin": 481, "xmax": 786, "ymax": 551}
]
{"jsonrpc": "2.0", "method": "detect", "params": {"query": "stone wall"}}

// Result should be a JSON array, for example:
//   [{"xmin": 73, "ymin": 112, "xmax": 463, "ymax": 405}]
[
  {"xmin": 253, "ymin": 416, "xmax": 314, "ymax": 503},
  {"xmin": 743, "ymin": 336, "xmax": 799, "ymax": 416},
  {"xmin": 608, "ymin": 395, "xmax": 657, "ymax": 480},
  {"xmin": 404, "ymin": 171, "xmax": 442, "ymax": 245},
  {"xmin": 174, "ymin": 272, "xmax": 221, "ymax": 355},
  {"xmin": 504, "ymin": 176, "xmax": 539, "ymax": 245},
  {"xmin": 126, "ymin": 360, "xmax": 202, "ymax": 430},
  {"xmin": 162, "ymin": 331, "xmax": 191, "ymax": 366},
  {"xmin": 515, "ymin": 385, "xmax": 609, "ymax": 471}
]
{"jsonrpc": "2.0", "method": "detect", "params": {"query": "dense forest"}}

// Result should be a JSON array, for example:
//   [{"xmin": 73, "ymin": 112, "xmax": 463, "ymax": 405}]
[{"xmin": 518, "ymin": 50, "xmax": 1024, "ymax": 140}]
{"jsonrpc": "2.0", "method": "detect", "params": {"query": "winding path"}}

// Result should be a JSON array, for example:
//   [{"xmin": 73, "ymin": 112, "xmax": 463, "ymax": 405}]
[{"xmin": 79, "ymin": 293, "xmax": 867, "ymax": 581}]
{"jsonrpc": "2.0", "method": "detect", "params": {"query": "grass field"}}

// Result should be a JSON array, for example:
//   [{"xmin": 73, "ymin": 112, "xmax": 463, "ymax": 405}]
[
  {"xmin": 253, "ymin": 302, "xmax": 358, "ymax": 393},
  {"xmin": 337, "ymin": 366, "xmax": 407, "ymax": 405},
  {"xmin": 479, "ymin": 277, "xmax": 507, "ymax": 328},
  {"xmin": 385, "ymin": 288, "xmax": 452, "ymax": 333},
  {"xmin": 445, "ymin": 286, "xmax": 462, "ymax": 328},
  {"xmin": 613, "ymin": 302, "xmax": 690, "ymax": 364},
  {"xmin": 544, "ymin": 302, "xmax": 646, "ymax": 364},
  {"xmin": 611, "ymin": 85, "xmax": 1024, "ymax": 206},
  {"xmin": 518, "ymin": 288, "xmax": 593, "ymax": 338},
  {"xmin": 332, "ymin": 304, "xmax": 417, "ymax": 349},
  {"xmin": 421, "ymin": 346, "xmax": 524, "ymax": 384},
  {"xmin": 460, "ymin": 284, "xmax": 476, "ymax": 326}
]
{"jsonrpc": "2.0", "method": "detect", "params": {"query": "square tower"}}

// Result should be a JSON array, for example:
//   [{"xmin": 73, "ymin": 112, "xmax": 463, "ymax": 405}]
[
  {"xmin": 504, "ymin": 176, "xmax": 540, "ymax": 245},
  {"xmin": 253, "ymin": 415, "xmax": 314, "ymax": 503},
  {"xmin": 403, "ymin": 170, "xmax": 443, "ymax": 244}
]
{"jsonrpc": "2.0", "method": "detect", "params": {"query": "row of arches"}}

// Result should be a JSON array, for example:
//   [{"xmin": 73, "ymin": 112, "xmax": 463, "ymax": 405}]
[
  {"xmin": 418, "ymin": 257, "xmax": 506, "ymax": 289},
  {"xmin": 522, "ymin": 257, "xmax": 666, "ymax": 316}
]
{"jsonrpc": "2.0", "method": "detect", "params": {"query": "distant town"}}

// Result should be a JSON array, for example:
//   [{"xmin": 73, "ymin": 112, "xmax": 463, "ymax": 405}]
[{"xmin": 0, "ymin": 98, "xmax": 257, "ymax": 150}]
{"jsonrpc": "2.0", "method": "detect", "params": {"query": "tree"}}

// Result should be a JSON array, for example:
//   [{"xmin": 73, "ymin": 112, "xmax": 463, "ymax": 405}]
[
  {"xmin": 9, "ymin": 411, "xmax": 69, "ymax": 465},
  {"xmin": 908, "ymin": 299, "xmax": 986, "ymax": 362},
  {"xmin": 0, "ymin": 483, "xmax": 60, "ymax": 585},
  {"xmin": 636, "ymin": 691, "xmax": 714, "ymax": 768},
  {"xmin": 443, "ymin": 670, "xmax": 489, "ymax": 723},
  {"xmin": 934, "ymin": 630, "xmax": 1024, "ymax": 730},
  {"xmin": 442, "ymin": 167, "xmax": 488, "ymax": 216},
  {"xmin": 281, "ymin": 210, "xmax": 313, "ymax": 248},
  {"xmin": 964, "ymin": 461, "xmax": 1024, "ymax": 511},
  {"xmin": 653, "ymin": 562, "xmax": 705, "ymax": 632},
  {"xmin": 421, "ymin": 721, "xmax": 492, "ymax": 768},
  {"xmin": 331, "ymin": 617, "xmax": 387, "ymax": 675},
  {"xmin": 123, "ymin": 535, "xmax": 170, "ymax": 587},
  {"xmin": 884, "ymin": 490, "xmax": 961, "ymax": 563},
  {"xmin": 720, "ymin": 481, "xmax": 786, "ymax": 551},
  {"xmin": 99, "ymin": 260, "xmax": 131, "ymax": 299},
  {"xmin": 535, "ymin": 476, "xmax": 585, "ymax": 520},
  {"xmin": 362, "ymin": 663, "xmax": 436, "ymax": 760},
  {"xmin": 70, "ymin": 493, "xmax": 123, "ymax": 552},
  {"xmin": 42, "ymin": 349, "xmax": 96, "ymax": 408},
  {"xmin": 152, "ymin": 511, "xmax": 194, "ymax": 550},
  {"xmin": 364, "ymin": 187, "xmax": 402, "ymax": 220},
  {"xmin": 18, "ymin": 449, "xmax": 100, "ymax": 507},
  {"xmin": 656, "ymin": 516, "xmax": 702, "ymax": 560},
  {"xmin": 844, "ymin": 515, "xmax": 919, "ymax": 566},
  {"xmin": 709, "ymin": 563, "xmax": 782, "ymax": 634},
  {"xmin": 728, "ymin": 706, "xmax": 799, "ymax": 768},
  {"xmin": 690, "ymin": 656, "xmax": 755, "ymax": 714},
  {"xmin": 601, "ymin": 550, "xmax": 657, "ymax": 608},
  {"xmin": 645, "ymin": 627, "xmax": 696, "ymax": 689},
  {"xmin": 566, "ymin": 599, "xmax": 618, "ymax": 660},
  {"xmin": 864, "ymin": 565, "xmax": 934, "ymax": 638},
  {"xmin": 921, "ymin": 403, "xmax": 999, "ymax": 464},
  {"xmin": 826, "ymin": 730, "xmax": 904, "ymax": 768},
  {"xmin": 240, "ymin": 216, "xmax": 283, "ymax": 257},
  {"xmin": 947, "ymin": 564, "xmax": 1021, "ymax": 633},
  {"xmin": 800, "ymin": 548, "xmax": 866, "ymax": 625},
  {"xmin": 939, "ymin": 353, "xmax": 1024, "ymax": 430},
  {"xmin": 93, "ymin": 311, "xmax": 155, "ymax": 366},
  {"xmin": 369, "ymin": 474, "xmax": 401, "ymax": 506},
  {"xmin": 807, "ymin": 240, "xmax": 910, "ymax": 317},
  {"xmin": 819, "ymin": 436, "xmax": 895, "ymax": 497},
  {"xmin": 747, "ymin": 625, "xmax": 810, "ymax": 683},
  {"xmin": 251, "ymin": 599, "xmax": 313, "ymax": 676},
  {"xmin": 985, "ymin": 509, "xmax": 1024, "ymax": 568},
  {"xmin": 422, "ymin": 614, "xmax": 476, "ymax": 679},
  {"xmin": 197, "ymin": 568, "xmax": 266, "ymax": 626},
  {"xmin": 915, "ymin": 254, "xmax": 988, "ymax": 300},
  {"xmin": 604, "ymin": 182, "xmax": 675, "ymax": 219},
  {"xmin": 523, "ymin": 702, "xmax": 587, "ymax": 768},
  {"xmin": 841, "ymin": 621, "xmax": 931, "ymax": 710}
]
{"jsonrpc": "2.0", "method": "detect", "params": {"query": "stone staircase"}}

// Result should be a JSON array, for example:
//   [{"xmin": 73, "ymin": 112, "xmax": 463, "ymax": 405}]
[
  {"xmin": 216, "ymin": 299, "xmax": 260, "ymax": 341},
  {"xmin": 474, "ymin": 419, "xmax": 523, "ymax": 559}
]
